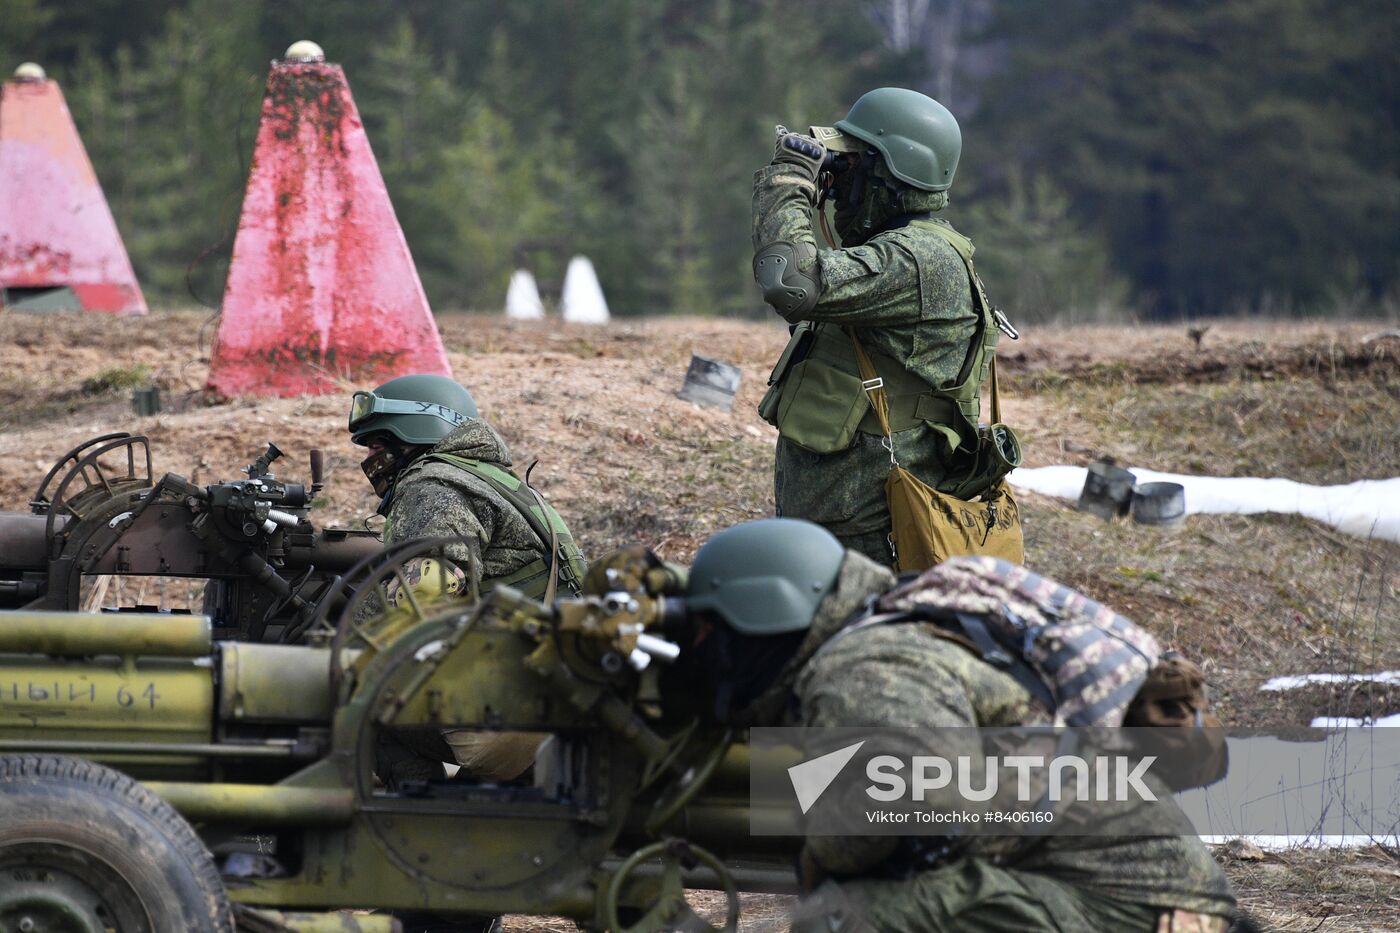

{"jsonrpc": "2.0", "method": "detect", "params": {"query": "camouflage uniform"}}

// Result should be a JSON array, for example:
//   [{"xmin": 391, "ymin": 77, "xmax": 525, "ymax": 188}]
[
  {"xmin": 752, "ymin": 153, "xmax": 981, "ymax": 567},
  {"xmin": 376, "ymin": 417, "xmax": 561, "ymax": 787},
  {"xmin": 750, "ymin": 552, "xmax": 1237, "ymax": 932},
  {"xmin": 384, "ymin": 417, "xmax": 550, "ymax": 597}
]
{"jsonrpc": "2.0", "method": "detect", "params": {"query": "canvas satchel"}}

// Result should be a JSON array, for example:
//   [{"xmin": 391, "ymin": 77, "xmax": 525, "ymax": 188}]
[{"xmin": 850, "ymin": 330, "xmax": 1024, "ymax": 572}]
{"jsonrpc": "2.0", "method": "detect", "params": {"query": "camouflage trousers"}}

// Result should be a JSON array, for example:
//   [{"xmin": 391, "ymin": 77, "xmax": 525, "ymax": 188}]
[
  {"xmin": 834, "ymin": 526, "xmax": 897, "ymax": 571},
  {"xmin": 790, "ymin": 858, "xmax": 1222, "ymax": 933}
]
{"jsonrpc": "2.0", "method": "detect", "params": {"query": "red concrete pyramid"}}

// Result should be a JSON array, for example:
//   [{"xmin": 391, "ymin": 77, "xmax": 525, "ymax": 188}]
[
  {"xmin": 209, "ymin": 43, "xmax": 451, "ymax": 397},
  {"xmin": 0, "ymin": 64, "xmax": 147, "ymax": 314}
]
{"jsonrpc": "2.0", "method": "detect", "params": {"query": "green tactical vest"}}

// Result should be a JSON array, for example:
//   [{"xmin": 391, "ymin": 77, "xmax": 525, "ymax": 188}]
[
  {"xmin": 413, "ymin": 453, "xmax": 587, "ymax": 601},
  {"xmin": 760, "ymin": 218, "xmax": 1001, "ymax": 457}
]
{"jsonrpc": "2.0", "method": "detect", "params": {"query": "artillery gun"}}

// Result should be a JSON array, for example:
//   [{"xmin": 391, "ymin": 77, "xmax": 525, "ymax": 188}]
[
  {"xmin": 0, "ymin": 537, "xmax": 798, "ymax": 932},
  {"xmin": 0, "ymin": 432, "xmax": 383, "ymax": 641}
]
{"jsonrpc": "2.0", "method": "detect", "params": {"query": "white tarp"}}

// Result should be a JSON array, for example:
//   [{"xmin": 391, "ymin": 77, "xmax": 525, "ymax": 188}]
[
  {"xmin": 504, "ymin": 268, "xmax": 545, "ymax": 320},
  {"xmin": 560, "ymin": 255, "xmax": 610, "ymax": 324},
  {"xmin": 1008, "ymin": 466, "xmax": 1400, "ymax": 543}
]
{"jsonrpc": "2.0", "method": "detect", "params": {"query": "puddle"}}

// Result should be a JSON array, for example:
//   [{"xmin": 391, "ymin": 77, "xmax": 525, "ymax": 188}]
[
  {"xmin": 1009, "ymin": 466, "xmax": 1400, "ymax": 543},
  {"xmin": 1183, "ymin": 729, "xmax": 1400, "ymax": 848}
]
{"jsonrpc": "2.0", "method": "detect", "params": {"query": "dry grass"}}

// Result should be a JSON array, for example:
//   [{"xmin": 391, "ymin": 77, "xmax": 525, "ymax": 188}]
[
  {"xmin": 1223, "ymin": 844, "xmax": 1400, "ymax": 932},
  {"xmin": 502, "ymin": 845, "xmax": 1400, "ymax": 932}
]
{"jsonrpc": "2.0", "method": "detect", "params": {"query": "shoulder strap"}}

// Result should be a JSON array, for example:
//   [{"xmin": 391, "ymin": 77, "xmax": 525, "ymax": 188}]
[
  {"xmin": 910, "ymin": 219, "xmax": 997, "ymax": 385},
  {"xmin": 951, "ymin": 611, "xmax": 1056, "ymax": 713},
  {"xmin": 524, "ymin": 481, "xmax": 561, "ymax": 605},
  {"xmin": 422, "ymin": 453, "xmax": 569, "ymax": 600},
  {"xmin": 847, "ymin": 328, "xmax": 898, "ymax": 467},
  {"xmin": 990, "ymin": 355, "xmax": 1002, "ymax": 425},
  {"xmin": 807, "ymin": 604, "xmax": 1056, "ymax": 715}
]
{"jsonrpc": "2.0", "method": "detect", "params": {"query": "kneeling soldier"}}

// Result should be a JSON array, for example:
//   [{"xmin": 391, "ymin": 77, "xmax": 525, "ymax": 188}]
[{"xmin": 670, "ymin": 518, "xmax": 1241, "ymax": 933}]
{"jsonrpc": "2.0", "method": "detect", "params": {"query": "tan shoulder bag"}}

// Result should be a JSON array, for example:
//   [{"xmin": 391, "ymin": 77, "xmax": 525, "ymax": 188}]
[{"xmin": 850, "ymin": 331, "xmax": 1024, "ymax": 572}]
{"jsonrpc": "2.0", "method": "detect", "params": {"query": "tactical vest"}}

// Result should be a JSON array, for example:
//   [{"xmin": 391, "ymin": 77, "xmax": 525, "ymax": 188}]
[
  {"xmin": 410, "ymin": 453, "xmax": 586, "ymax": 601},
  {"xmin": 820, "ymin": 556, "xmax": 1228, "ymax": 790},
  {"xmin": 760, "ymin": 218, "xmax": 1002, "ymax": 458}
]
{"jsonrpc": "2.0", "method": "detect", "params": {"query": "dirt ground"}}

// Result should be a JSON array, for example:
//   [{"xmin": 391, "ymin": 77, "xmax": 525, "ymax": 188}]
[{"xmin": 2, "ymin": 309, "xmax": 1398, "ymax": 929}]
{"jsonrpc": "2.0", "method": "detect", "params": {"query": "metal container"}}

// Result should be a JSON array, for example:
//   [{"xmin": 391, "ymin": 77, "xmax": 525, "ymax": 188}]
[
  {"xmin": 677, "ymin": 355, "xmax": 742, "ymax": 411},
  {"xmin": 1077, "ymin": 462, "xmax": 1137, "ymax": 520},
  {"xmin": 1131, "ymin": 482, "xmax": 1187, "ymax": 527},
  {"xmin": 131, "ymin": 386, "xmax": 162, "ymax": 416}
]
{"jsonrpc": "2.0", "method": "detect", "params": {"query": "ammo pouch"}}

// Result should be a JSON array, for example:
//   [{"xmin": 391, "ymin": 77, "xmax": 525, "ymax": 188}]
[
  {"xmin": 758, "ymin": 322, "xmax": 814, "ymax": 426},
  {"xmin": 941, "ymin": 418, "xmax": 1023, "ymax": 501},
  {"xmin": 758, "ymin": 323, "xmax": 872, "ymax": 454},
  {"xmin": 773, "ymin": 359, "xmax": 870, "ymax": 453}
]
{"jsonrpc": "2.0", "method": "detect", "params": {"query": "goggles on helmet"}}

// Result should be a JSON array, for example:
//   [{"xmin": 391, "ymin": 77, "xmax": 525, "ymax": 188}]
[{"xmin": 348, "ymin": 391, "xmax": 469, "ymax": 433}]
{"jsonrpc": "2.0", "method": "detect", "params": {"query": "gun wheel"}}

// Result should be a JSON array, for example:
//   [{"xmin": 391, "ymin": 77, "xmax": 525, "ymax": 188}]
[
  {"xmin": 0, "ymin": 755, "xmax": 232, "ymax": 933},
  {"xmin": 604, "ymin": 839, "xmax": 740, "ymax": 933},
  {"xmin": 327, "ymin": 536, "xmax": 482, "ymax": 696}
]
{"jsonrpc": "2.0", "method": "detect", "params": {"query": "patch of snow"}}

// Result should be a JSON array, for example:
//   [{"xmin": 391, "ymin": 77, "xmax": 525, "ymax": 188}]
[
  {"xmin": 1309, "ymin": 713, "xmax": 1400, "ymax": 729},
  {"xmin": 1200, "ymin": 834, "xmax": 1400, "ymax": 849},
  {"xmin": 1260, "ymin": 671, "xmax": 1400, "ymax": 691},
  {"xmin": 1008, "ymin": 466, "xmax": 1400, "ymax": 543}
]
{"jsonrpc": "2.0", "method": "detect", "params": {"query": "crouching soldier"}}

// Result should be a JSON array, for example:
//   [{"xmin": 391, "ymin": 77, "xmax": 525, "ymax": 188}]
[
  {"xmin": 348, "ymin": 374, "xmax": 587, "ymax": 785},
  {"xmin": 668, "ymin": 518, "xmax": 1243, "ymax": 932}
]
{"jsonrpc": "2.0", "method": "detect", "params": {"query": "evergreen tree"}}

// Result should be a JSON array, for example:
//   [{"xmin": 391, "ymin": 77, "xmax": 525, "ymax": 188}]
[{"xmin": 11, "ymin": 0, "xmax": 1397, "ymax": 317}]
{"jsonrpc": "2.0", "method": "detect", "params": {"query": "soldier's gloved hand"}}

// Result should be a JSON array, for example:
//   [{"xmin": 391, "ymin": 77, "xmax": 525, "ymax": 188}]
[
  {"xmin": 584, "ymin": 546, "xmax": 687, "ymax": 597},
  {"xmin": 384, "ymin": 557, "xmax": 467, "ymax": 609},
  {"xmin": 583, "ymin": 546, "xmax": 662, "ymax": 596},
  {"xmin": 772, "ymin": 132, "xmax": 826, "ymax": 176}
]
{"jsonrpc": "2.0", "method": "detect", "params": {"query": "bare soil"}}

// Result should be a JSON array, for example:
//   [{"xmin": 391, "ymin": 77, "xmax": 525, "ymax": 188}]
[{"xmin": 2, "ymin": 309, "xmax": 1398, "ymax": 929}]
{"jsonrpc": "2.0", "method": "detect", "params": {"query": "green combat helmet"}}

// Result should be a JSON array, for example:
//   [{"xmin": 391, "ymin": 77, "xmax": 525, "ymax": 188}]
[
  {"xmin": 825, "ymin": 87, "xmax": 962, "ymax": 192},
  {"xmin": 686, "ymin": 518, "xmax": 845, "ymax": 635},
  {"xmin": 349, "ymin": 374, "xmax": 478, "ymax": 446}
]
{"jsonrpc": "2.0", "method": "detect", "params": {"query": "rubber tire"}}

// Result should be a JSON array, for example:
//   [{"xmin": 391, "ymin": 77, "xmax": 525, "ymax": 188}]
[{"xmin": 0, "ymin": 755, "xmax": 233, "ymax": 933}]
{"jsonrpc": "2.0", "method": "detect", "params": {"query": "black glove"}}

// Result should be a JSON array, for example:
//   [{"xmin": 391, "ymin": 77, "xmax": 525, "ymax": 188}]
[{"xmin": 773, "ymin": 132, "xmax": 826, "ymax": 174}]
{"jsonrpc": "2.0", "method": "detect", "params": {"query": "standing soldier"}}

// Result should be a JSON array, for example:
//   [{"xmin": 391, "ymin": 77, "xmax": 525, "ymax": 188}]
[{"xmin": 753, "ymin": 88, "xmax": 1020, "ymax": 569}]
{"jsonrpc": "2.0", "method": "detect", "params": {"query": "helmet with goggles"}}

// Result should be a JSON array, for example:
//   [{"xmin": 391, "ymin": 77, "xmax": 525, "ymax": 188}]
[{"xmin": 348, "ymin": 374, "xmax": 478, "ymax": 447}]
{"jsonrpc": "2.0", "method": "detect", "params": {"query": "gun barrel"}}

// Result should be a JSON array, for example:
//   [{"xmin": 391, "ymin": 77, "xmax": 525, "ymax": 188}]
[
  {"xmin": 285, "ymin": 529, "xmax": 384, "ymax": 573},
  {"xmin": 0, "ymin": 611, "xmax": 211, "ymax": 656},
  {"xmin": 0, "ymin": 512, "xmax": 63, "ymax": 572}
]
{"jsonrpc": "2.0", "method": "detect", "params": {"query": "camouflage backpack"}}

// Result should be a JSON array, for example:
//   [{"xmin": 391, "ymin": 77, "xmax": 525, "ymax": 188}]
[{"xmin": 872, "ymin": 557, "xmax": 1202, "ymax": 729}]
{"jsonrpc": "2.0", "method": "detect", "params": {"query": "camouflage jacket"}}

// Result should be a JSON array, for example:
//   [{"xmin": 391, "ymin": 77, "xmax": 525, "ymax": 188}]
[
  {"xmin": 753, "ymin": 551, "xmax": 1236, "ymax": 919},
  {"xmin": 385, "ymin": 418, "xmax": 549, "ymax": 596},
  {"xmin": 751, "ymin": 156, "xmax": 980, "ymax": 551}
]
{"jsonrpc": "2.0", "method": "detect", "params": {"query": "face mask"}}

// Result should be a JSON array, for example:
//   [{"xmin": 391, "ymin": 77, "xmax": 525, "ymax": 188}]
[
  {"xmin": 831, "ymin": 152, "xmax": 874, "ymax": 245},
  {"xmin": 360, "ymin": 445, "xmax": 406, "ymax": 498},
  {"xmin": 677, "ymin": 622, "xmax": 806, "ymax": 724}
]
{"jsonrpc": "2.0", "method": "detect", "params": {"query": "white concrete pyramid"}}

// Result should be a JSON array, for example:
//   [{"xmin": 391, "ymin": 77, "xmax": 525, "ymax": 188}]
[
  {"xmin": 504, "ymin": 268, "xmax": 545, "ymax": 320},
  {"xmin": 560, "ymin": 255, "xmax": 610, "ymax": 324}
]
